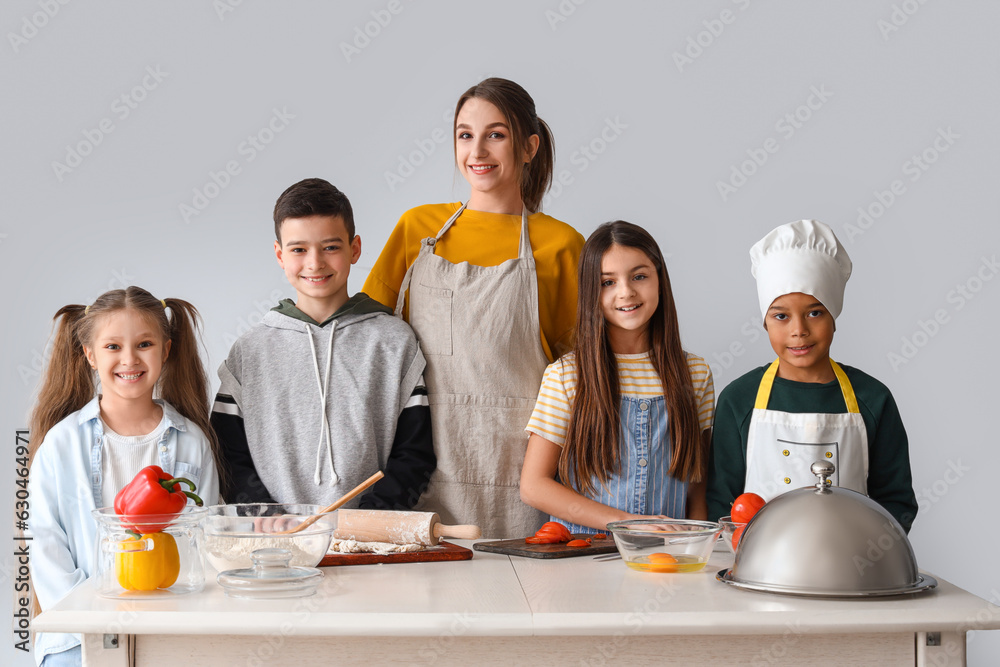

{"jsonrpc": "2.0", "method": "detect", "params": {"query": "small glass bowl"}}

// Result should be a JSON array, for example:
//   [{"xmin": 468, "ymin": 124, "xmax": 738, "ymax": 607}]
[
  {"xmin": 606, "ymin": 519, "xmax": 722, "ymax": 573},
  {"xmin": 718, "ymin": 515, "xmax": 748, "ymax": 554}
]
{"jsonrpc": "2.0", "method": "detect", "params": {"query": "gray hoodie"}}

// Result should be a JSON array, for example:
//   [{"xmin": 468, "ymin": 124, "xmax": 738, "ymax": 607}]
[{"xmin": 217, "ymin": 294, "xmax": 426, "ymax": 506}]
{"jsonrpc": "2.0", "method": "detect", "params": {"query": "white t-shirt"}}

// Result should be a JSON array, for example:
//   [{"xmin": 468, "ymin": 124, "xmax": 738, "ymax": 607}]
[{"xmin": 100, "ymin": 413, "xmax": 167, "ymax": 507}]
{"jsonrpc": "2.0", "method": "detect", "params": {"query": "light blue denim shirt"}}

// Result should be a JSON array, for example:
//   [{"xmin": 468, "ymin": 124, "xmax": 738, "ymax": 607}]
[
  {"xmin": 28, "ymin": 397, "xmax": 218, "ymax": 665},
  {"xmin": 555, "ymin": 395, "xmax": 688, "ymax": 534}
]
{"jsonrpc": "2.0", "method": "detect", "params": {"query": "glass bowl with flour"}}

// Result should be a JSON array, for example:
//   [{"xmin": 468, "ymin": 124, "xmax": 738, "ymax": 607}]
[{"xmin": 203, "ymin": 504, "xmax": 336, "ymax": 572}]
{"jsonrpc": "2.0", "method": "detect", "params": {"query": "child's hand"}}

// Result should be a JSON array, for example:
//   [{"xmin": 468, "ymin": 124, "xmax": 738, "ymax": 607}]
[{"xmin": 252, "ymin": 515, "xmax": 296, "ymax": 533}]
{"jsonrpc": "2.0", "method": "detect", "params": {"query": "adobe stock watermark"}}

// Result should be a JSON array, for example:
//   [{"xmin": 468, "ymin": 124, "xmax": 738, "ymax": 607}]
[
  {"xmin": 749, "ymin": 621, "xmax": 805, "ymax": 667},
  {"xmin": 541, "ymin": 116, "xmax": 628, "ymax": 208},
  {"xmin": 221, "ymin": 289, "xmax": 284, "ymax": 348},
  {"xmin": 414, "ymin": 612, "xmax": 474, "ymax": 663},
  {"xmin": 844, "ymin": 127, "xmax": 959, "ymax": 244},
  {"xmin": 672, "ymin": 0, "xmax": 753, "ymax": 73},
  {"xmin": 244, "ymin": 594, "xmax": 326, "ymax": 667},
  {"xmin": 887, "ymin": 254, "xmax": 997, "ymax": 372},
  {"xmin": 51, "ymin": 65, "xmax": 169, "ymax": 182},
  {"xmin": 579, "ymin": 577, "xmax": 679, "ymax": 667},
  {"xmin": 384, "ymin": 105, "xmax": 453, "ymax": 192},
  {"xmin": 179, "ymin": 107, "xmax": 295, "ymax": 224},
  {"xmin": 544, "ymin": 0, "xmax": 587, "ymax": 31},
  {"xmin": 340, "ymin": 0, "xmax": 413, "ymax": 63},
  {"xmin": 214, "ymin": 0, "xmax": 245, "ymax": 22},
  {"xmin": 18, "ymin": 268, "xmax": 136, "ymax": 386},
  {"xmin": 877, "ymin": 0, "xmax": 932, "ymax": 41},
  {"xmin": 709, "ymin": 309, "xmax": 765, "ymax": 372},
  {"xmin": 7, "ymin": 0, "xmax": 71, "ymax": 54},
  {"xmin": 716, "ymin": 84, "xmax": 833, "ymax": 203},
  {"xmin": 854, "ymin": 459, "xmax": 968, "ymax": 581}
]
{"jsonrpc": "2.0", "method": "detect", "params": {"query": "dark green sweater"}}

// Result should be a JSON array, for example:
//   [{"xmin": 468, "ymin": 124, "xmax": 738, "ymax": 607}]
[{"xmin": 706, "ymin": 363, "xmax": 918, "ymax": 532}]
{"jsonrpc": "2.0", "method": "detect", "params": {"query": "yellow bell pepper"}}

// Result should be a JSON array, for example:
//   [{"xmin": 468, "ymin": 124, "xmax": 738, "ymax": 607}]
[{"xmin": 115, "ymin": 531, "xmax": 180, "ymax": 591}]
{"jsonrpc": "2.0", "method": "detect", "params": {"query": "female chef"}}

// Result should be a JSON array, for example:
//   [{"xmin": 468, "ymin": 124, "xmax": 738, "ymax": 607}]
[{"xmin": 363, "ymin": 78, "xmax": 585, "ymax": 537}]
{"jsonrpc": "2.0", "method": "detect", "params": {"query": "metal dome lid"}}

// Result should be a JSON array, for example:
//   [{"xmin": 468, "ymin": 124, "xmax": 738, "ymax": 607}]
[{"xmin": 717, "ymin": 461, "xmax": 937, "ymax": 598}]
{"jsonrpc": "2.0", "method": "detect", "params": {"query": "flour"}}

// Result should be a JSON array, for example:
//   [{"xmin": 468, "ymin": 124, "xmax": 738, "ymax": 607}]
[
  {"xmin": 203, "ymin": 534, "xmax": 325, "ymax": 572},
  {"xmin": 328, "ymin": 539, "xmax": 423, "ymax": 555}
]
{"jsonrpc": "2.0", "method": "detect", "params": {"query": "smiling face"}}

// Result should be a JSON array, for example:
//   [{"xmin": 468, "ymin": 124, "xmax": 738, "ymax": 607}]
[
  {"xmin": 455, "ymin": 97, "xmax": 538, "ymax": 213},
  {"xmin": 765, "ymin": 292, "xmax": 836, "ymax": 382},
  {"xmin": 275, "ymin": 214, "xmax": 361, "ymax": 323},
  {"xmin": 83, "ymin": 309, "xmax": 170, "ymax": 406},
  {"xmin": 599, "ymin": 244, "xmax": 660, "ymax": 354}
]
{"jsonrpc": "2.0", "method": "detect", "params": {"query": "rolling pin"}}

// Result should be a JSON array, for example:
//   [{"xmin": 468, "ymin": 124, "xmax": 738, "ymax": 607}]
[{"xmin": 333, "ymin": 510, "xmax": 481, "ymax": 546}]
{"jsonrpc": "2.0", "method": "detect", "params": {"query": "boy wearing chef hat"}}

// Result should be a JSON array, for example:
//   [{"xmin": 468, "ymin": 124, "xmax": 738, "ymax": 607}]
[{"xmin": 706, "ymin": 220, "xmax": 918, "ymax": 532}]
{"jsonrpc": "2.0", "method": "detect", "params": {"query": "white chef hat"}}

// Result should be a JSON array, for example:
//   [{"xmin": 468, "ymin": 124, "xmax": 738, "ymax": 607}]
[{"xmin": 750, "ymin": 220, "xmax": 853, "ymax": 321}]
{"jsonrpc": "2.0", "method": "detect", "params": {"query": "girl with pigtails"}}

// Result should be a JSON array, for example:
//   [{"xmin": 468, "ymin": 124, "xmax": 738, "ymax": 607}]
[{"xmin": 27, "ymin": 287, "xmax": 220, "ymax": 667}]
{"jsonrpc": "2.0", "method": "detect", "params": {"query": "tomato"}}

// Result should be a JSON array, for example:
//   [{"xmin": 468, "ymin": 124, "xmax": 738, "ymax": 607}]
[
  {"xmin": 593, "ymin": 533, "xmax": 607, "ymax": 539},
  {"xmin": 731, "ymin": 493, "xmax": 766, "ymax": 523},
  {"xmin": 731, "ymin": 525, "xmax": 746, "ymax": 551},
  {"xmin": 566, "ymin": 539, "xmax": 591, "ymax": 547},
  {"xmin": 525, "ymin": 521, "xmax": 572, "ymax": 544}
]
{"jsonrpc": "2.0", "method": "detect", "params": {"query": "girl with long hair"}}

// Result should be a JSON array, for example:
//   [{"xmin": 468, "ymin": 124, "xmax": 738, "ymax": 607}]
[
  {"xmin": 27, "ymin": 287, "xmax": 219, "ymax": 666},
  {"xmin": 363, "ymin": 78, "xmax": 585, "ymax": 537},
  {"xmin": 521, "ymin": 221, "xmax": 714, "ymax": 531}
]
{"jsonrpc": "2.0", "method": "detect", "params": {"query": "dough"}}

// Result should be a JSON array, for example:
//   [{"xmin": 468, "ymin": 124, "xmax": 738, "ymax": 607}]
[{"xmin": 328, "ymin": 538, "xmax": 424, "ymax": 555}]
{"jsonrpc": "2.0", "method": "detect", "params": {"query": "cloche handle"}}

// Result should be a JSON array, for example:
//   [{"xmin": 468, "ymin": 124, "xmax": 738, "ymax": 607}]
[{"xmin": 811, "ymin": 460, "xmax": 835, "ymax": 493}]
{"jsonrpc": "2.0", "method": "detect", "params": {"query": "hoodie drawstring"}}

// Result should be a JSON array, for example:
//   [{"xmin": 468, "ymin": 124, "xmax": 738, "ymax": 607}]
[{"xmin": 307, "ymin": 320, "xmax": 339, "ymax": 486}]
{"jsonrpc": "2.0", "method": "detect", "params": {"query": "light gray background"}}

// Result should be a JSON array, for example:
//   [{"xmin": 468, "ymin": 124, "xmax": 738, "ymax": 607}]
[{"xmin": 3, "ymin": 1, "xmax": 998, "ymax": 664}]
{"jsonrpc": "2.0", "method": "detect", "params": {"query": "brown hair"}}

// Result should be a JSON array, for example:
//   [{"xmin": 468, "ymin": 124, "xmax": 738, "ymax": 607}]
[
  {"xmin": 559, "ymin": 221, "xmax": 705, "ymax": 496},
  {"xmin": 273, "ymin": 178, "xmax": 355, "ymax": 242},
  {"xmin": 28, "ymin": 286, "xmax": 220, "ymax": 471},
  {"xmin": 454, "ymin": 78, "xmax": 554, "ymax": 213}
]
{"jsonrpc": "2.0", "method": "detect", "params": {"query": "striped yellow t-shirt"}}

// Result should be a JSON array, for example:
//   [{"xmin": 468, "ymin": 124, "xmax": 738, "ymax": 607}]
[{"xmin": 526, "ymin": 352, "xmax": 715, "ymax": 446}]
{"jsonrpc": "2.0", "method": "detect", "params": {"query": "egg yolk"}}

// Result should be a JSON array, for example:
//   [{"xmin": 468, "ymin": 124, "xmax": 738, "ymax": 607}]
[{"xmin": 647, "ymin": 552, "xmax": 678, "ymax": 564}]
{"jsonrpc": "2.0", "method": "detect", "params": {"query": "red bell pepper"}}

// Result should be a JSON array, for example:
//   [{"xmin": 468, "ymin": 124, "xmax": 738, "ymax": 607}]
[{"xmin": 114, "ymin": 465, "xmax": 203, "ymax": 533}]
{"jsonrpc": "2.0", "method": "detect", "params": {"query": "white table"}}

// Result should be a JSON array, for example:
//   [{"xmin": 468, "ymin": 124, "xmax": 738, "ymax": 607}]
[{"xmin": 33, "ymin": 543, "xmax": 1000, "ymax": 666}]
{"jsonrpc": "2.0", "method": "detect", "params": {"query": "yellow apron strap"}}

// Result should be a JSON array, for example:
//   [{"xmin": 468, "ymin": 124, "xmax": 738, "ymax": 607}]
[
  {"xmin": 753, "ymin": 360, "xmax": 781, "ymax": 410},
  {"xmin": 830, "ymin": 360, "xmax": 861, "ymax": 414},
  {"xmin": 754, "ymin": 359, "xmax": 859, "ymax": 414}
]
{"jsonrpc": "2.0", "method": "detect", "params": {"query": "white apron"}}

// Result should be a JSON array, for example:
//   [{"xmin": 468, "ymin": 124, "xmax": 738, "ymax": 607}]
[
  {"xmin": 744, "ymin": 359, "xmax": 868, "ymax": 501},
  {"xmin": 394, "ymin": 203, "xmax": 549, "ymax": 537}
]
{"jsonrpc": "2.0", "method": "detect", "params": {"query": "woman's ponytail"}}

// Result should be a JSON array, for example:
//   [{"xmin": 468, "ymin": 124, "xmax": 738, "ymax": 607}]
[{"xmin": 521, "ymin": 116, "xmax": 554, "ymax": 214}]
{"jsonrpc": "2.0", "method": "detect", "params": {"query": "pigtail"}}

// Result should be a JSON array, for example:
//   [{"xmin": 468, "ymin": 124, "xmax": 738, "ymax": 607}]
[
  {"xmin": 157, "ymin": 297, "xmax": 223, "ymax": 488},
  {"xmin": 28, "ymin": 304, "xmax": 95, "ymax": 466},
  {"xmin": 521, "ymin": 117, "xmax": 554, "ymax": 214}
]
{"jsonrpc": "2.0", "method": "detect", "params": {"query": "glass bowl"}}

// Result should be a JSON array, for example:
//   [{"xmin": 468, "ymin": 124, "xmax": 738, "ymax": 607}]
[
  {"xmin": 92, "ymin": 506, "xmax": 208, "ymax": 599},
  {"xmin": 718, "ymin": 515, "xmax": 748, "ymax": 554},
  {"xmin": 606, "ymin": 519, "xmax": 722, "ymax": 573},
  {"xmin": 202, "ymin": 504, "xmax": 336, "ymax": 573}
]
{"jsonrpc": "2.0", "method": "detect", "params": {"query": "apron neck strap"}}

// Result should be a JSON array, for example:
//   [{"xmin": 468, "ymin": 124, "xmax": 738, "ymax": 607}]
[
  {"xmin": 432, "ymin": 202, "xmax": 469, "ymax": 244},
  {"xmin": 753, "ymin": 359, "xmax": 860, "ymax": 413},
  {"xmin": 434, "ymin": 203, "xmax": 533, "ymax": 262}
]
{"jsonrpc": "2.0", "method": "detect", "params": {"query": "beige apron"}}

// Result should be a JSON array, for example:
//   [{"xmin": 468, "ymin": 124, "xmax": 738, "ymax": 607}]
[
  {"xmin": 395, "ymin": 203, "xmax": 549, "ymax": 537},
  {"xmin": 745, "ymin": 359, "xmax": 868, "ymax": 501}
]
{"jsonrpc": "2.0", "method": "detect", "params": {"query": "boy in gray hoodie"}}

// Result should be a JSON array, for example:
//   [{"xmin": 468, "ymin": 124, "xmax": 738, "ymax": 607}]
[{"xmin": 211, "ymin": 178, "xmax": 434, "ymax": 509}]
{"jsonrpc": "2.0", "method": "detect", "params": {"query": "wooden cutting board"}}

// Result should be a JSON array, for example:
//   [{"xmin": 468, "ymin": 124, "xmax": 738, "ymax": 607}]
[
  {"xmin": 318, "ymin": 539, "xmax": 473, "ymax": 567},
  {"xmin": 473, "ymin": 534, "xmax": 618, "ymax": 559}
]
